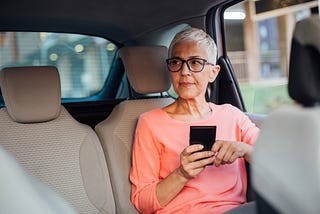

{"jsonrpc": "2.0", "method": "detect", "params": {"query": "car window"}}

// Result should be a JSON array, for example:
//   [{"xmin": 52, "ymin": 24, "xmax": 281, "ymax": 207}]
[
  {"xmin": 223, "ymin": 0, "xmax": 317, "ymax": 114},
  {"xmin": 0, "ymin": 32, "xmax": 117, "ymax": 98}
]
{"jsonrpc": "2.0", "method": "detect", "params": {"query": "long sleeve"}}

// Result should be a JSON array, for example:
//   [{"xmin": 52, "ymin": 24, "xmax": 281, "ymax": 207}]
[
  {"xmin": 237, "ymin": 110, "xmax": 260, "ymax": 146},
  {"xmin": 130, "ymin": 115, "xmax": 162, "ymax": 213}
]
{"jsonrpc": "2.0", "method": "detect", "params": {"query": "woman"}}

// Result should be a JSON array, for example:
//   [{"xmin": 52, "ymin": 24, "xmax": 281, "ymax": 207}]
[{"xmin": 130, "ymin": 28, "xmax": 259, "ymax": 214}]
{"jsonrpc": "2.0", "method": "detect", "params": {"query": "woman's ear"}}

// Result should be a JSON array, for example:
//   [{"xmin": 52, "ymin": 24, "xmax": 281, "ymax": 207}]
[{"xmin": 208, "ymin": 65, "xmax": 220, "ymax": 83}]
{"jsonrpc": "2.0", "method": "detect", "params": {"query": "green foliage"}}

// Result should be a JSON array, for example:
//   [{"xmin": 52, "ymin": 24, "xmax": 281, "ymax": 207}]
[{"xmin": 240, "ymin": 82, "xmax": 293, "ymax": 114}]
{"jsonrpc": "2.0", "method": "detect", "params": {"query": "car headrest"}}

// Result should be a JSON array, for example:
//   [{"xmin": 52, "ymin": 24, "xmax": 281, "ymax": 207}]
[
  {"xmin": 288, "ymin": 15, "xmax": 320, "ymax": 106},
  {"xmin": 118, "ymin": 46, "xmax": 171, "ymax": 94},
  {"xmin": 0, "ymin": 66, "xmax": 61, "ymax": 123}
]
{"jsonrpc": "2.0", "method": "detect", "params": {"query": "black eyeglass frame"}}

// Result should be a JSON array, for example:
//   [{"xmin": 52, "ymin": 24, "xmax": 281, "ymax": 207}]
[{"xmin": 166, "ymin": 57, "xmax": 215, "ymax": 73}]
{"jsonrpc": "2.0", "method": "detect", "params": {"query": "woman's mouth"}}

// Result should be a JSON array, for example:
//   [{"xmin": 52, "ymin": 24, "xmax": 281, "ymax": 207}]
[{"xmin": 179, "ymin": 82, "xmax": 194, "ymax": 87}]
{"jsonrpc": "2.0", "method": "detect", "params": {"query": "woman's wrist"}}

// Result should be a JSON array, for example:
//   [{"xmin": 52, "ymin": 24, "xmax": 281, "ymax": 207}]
[{"xmin": 175, "ymin": 167, "xmax": 191, "ymax": 183}]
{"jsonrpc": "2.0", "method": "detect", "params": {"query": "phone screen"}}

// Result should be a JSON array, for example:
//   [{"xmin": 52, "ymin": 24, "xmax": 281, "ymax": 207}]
[{"xmin": 189, "ymin": 126, "xmax": 216, "ymax": 151}]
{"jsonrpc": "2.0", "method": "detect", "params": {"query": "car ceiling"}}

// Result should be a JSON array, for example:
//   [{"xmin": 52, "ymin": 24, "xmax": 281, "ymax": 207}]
[{"xmin": 0, "ymin": 0, "xmax": 229, "ymax": 44}]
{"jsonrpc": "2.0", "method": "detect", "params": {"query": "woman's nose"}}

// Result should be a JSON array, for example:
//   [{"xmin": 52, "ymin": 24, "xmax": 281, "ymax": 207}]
[{"xmin": 180, "ymin": 62, "xmax": 192, "ymax": 75}]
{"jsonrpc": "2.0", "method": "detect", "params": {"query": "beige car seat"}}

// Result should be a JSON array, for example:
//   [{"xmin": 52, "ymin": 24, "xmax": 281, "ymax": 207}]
[
  {"xmin": 95, "ymin": 46, "xmax": 174, "ymax": 213},
  {"xmin": 0, "ymin": 145, "xmax": 77, "ymax": 214},
  {"xmin": 0, "ymin": 66, "xmax": 115, "ymax": 214}
]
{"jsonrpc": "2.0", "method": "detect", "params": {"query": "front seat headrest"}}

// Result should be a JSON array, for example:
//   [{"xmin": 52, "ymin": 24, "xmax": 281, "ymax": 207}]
[{"xmin": 288, "ymin": 15, "xmax": 320, "ymax": 106}]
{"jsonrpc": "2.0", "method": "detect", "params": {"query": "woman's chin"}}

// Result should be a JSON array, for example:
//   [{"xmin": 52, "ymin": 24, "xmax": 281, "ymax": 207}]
[{"xmin": 178, "ymin": 94, "xmax": 200, "ymax": 100}]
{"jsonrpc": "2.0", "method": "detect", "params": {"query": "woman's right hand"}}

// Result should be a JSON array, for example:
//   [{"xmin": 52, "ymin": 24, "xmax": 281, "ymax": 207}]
[
  {"xmin": 156, "ymin": 145, "xmax": 214, "ymax": 206},
  {"xmin": 177, "ymin": 144, "xmax": 215, "ymax": 180}
]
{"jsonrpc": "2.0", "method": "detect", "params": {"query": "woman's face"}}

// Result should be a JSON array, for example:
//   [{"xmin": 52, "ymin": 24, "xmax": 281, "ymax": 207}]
[{"xmin": 169, "ymin": 41, "xmax": 220, "ymax": 101}]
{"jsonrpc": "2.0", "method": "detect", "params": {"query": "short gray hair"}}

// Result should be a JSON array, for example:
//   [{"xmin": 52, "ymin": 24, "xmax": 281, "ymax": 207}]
[{"xmin": 168, "ymin": 27, "xmax": 218, "ymax": 63}]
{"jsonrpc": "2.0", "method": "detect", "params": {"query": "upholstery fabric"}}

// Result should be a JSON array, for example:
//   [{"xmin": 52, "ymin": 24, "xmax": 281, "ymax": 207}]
[
  {"xmin": 0, "ymin": 106, "xmax": 116, "ymax": 214},
  {"xmin": 0, "ymin": 145, "xmax": 77, "ymax": 214},
  {"xmin": 96, "ymin": 98, "xmax": 174, "ymax": 214}
]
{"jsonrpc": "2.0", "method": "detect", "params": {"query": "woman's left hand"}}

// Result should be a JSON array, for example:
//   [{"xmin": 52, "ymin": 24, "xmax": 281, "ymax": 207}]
[{"xmin": 211, "ymin": 140, "xmax": 253, "ymax": 167}]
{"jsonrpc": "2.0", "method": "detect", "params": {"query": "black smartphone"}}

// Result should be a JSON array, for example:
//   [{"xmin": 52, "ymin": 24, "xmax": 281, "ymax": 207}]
[{"xmin": 189, "ymin": 126, "xmax": 216, "ymax": 151}]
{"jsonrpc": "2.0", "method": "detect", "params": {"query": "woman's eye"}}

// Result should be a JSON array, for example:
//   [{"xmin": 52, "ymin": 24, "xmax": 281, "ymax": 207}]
[
  {"xmin": 169, "ymin": 60, "xmax": 180, "ymax": 65},
  {"xmin": 190, "ymin": 59, "xmax": 202, "ymax": 65}
]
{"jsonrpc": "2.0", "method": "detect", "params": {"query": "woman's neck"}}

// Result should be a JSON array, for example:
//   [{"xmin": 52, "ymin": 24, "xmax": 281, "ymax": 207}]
[{"xmin": 164, "ymin": 98, "xmax": 212, "ymax": 122}]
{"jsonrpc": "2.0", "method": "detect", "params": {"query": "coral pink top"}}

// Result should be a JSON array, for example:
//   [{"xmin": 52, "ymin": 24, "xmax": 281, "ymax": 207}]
[{"xmin": 130, "ymin": 103, "xmax": 259, "ymax": 214}]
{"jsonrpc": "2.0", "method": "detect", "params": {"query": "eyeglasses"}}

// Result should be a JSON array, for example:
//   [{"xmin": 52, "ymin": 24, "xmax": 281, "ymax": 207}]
[{"xmin": 166, "ymin": 57, "xmax": 215, "ymax": 73}]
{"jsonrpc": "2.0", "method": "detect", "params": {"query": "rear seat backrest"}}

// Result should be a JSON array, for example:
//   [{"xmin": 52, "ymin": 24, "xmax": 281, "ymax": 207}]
[
  {"xmin": 0, "ymin": 66, "xmax": 115, "ymax": 214},
  {"xmin": 95, "ymin": 46, "xmax": 174, "ymax": 214},
  {"xmin": 0, "ymin": 145, "xmax": 77, "ymax": 214}
]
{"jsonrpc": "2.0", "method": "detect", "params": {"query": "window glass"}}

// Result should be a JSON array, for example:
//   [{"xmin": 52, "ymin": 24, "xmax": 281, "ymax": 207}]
[
  {"xmin": 224, "ymin": 0, "xmax": 318, "ymax": 114},
  {"xmin": 0, "ymin": 32, "xmax": 117, "ymax": 98}
]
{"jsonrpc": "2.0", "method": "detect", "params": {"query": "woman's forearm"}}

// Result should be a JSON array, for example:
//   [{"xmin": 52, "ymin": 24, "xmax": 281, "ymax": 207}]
[{"xmin": 156, "ymin": 168, "xmax": 189, "ymax": 206}]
